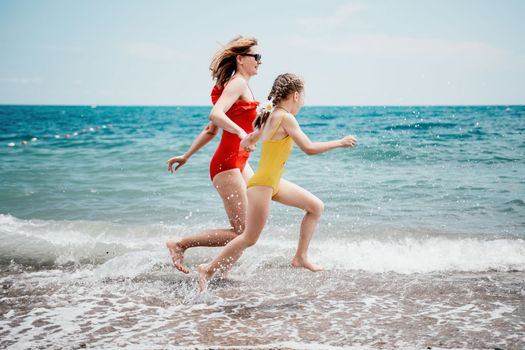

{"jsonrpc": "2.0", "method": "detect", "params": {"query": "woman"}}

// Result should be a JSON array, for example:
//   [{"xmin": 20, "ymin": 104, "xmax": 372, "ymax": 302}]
[
  {"xmin": 198, "ymin": 73, "xmax": 357, "ymax": 290},
  {"xmin": 165, "ymin": 36, "xmax": 262, "ymax": 273}
]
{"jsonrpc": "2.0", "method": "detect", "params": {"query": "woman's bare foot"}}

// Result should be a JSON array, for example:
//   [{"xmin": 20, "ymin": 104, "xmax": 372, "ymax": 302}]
[
  {"xmin": 291, "ymin": 256, "xmax": 323, "ymax": 272},
  {"xmin": 198, "ymin": 264, "xmax": 213, "ymax": 291},
  {"xmin": 166, "ymin": 240, "xmax": 189, "ymax": 274}
]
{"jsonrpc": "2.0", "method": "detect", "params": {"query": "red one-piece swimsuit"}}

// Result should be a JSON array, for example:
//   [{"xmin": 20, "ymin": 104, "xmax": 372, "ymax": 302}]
[{"xmin": 209, "ymin": 84, "xmax": 259, "ymax": 181}]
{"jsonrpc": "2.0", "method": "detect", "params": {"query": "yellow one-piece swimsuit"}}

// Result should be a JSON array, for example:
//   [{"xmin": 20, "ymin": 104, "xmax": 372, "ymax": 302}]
[{"xmin": 247, "ymin": 115, "xmax": 294, "ymax": 197}]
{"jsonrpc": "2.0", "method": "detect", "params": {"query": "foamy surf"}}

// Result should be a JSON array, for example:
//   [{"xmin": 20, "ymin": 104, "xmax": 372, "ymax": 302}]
[
  {"xmin": 1, "ymin": 261, "xmax": 523, "ymax": 349},
  {"xmin": 1, "ymin": 214, "xmax": 524, "ymax": 275}
]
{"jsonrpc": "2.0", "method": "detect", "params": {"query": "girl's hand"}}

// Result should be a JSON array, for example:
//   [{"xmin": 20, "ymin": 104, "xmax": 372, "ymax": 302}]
[
  {"xmin": 240, "ymin": 132, "xmax": 257, "ymax": 152},
  {"xmin": 167, "ymin": 155, "xmax": 188, "ymax": 173},
  {"xmin": 340, "ymin": 135, "xmax": 357, "ymax": 148}
]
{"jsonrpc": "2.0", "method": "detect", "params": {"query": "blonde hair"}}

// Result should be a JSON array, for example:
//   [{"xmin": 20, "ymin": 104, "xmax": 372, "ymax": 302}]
[
  {"xmin": 254, "ymin": 73, "xmax": 304, "ymax": 129},
  {"xmin": 209, "ymin": 36, "xmax": 258, "ymax": 88}
]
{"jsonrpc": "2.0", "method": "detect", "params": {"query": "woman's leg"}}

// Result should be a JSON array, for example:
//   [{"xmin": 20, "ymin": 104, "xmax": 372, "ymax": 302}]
[
  {"xmin": 198, "ymin": 186, "xmax": 273, "ymax": 290},
  {"xmin": 167, "ymin": 168, "xmax": 249, "ymax": 273},
  {"xmin": 273, "ymin": 179, "xmax": 324, "ymax": 272}
]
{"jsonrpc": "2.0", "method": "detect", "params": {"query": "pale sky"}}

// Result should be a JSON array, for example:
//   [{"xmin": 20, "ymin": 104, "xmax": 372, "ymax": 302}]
[{"xmin": 1, "ymin": 0, "xmax": 524, "ymax": 105}]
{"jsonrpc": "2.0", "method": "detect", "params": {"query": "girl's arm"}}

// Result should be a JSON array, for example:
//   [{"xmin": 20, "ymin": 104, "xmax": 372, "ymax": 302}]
[
  {"xmin": 167, "ymin": 122, "xmax": 219, "ymax": 173},
  {"xmin": 282, "ymin": 115, "xmax": 356, "ymax": 155},
  {"xmin": 209, "ymin": 78, "xmax": 250, "ymax": 140}
]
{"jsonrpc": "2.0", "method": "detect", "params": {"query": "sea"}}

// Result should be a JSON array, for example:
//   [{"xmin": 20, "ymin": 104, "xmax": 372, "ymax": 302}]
[{"xmin": 0, "ymin": 105, "xmax": 524, "ymax": 349}]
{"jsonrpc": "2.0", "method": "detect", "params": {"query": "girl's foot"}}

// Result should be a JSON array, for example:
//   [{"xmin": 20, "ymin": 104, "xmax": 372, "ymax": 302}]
[
  {"xmin": 166, "ymin": 240, "xmax": 189, "ymax": 274},
  {"xmin": 198, "ymin": 264, "xmax": 212, "ymax": 291},
  {"xmin": 291, "ymin": 256, "xmax": 323, "ymax": 272}
]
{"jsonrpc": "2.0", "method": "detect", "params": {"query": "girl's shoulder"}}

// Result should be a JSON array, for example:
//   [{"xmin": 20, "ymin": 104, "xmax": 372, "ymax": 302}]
[
  {"xmin": 265, "ymin": 111, "xmax": 295, "ymax": 133},
  {"xmin": 268, "ymin": 110, "xmax": 291, "ymax": 124},
  {"xmin": 279, "ymin": 112, "xmax": 297, "ymax": 125}
]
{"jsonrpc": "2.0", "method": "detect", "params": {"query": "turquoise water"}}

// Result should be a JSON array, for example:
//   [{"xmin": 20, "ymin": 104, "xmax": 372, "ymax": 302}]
[
  {"xmin": 1, "ymin": 105, "xmax": 524, "ymax": 235},
  {"xmin": 1, "ymin": 105, "xmax": 524, "ymax": 349}
]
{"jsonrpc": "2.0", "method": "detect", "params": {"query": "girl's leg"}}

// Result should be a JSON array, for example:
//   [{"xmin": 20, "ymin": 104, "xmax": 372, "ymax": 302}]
[
  {"xmin": 241, "ymin": 162, "xmax": 255, "ymax": 183},
  {"xmin": 198, "ymin": 186, "xmax": 273, "ymax": 290},
  {"xmin": 273, "ymin": 179, "xmax": 324, "ymax": 272},
  {"xmin": 167, "ymin": 168, "xmax": 249, "ymax": 273}
]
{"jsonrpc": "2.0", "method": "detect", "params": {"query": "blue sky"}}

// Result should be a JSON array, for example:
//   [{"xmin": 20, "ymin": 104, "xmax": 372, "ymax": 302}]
[{"xmin": 0, "ymin": 0, "xmax": 524, "ymax": 105}]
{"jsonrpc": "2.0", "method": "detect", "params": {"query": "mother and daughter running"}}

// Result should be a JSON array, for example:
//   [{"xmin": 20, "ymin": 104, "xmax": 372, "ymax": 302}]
[{"xmin": 166, "ymin": 36, "xmax": 357, "ymax": 290}]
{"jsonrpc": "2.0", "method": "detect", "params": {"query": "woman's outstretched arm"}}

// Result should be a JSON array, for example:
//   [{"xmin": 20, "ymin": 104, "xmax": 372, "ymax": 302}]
[
  {"xmin": 167, "ymin": 122, "xmax": 219, "ymax": 172},
  {"xmin": 282, "ymin": 114, "xmax": 356, "ymax": 155}
]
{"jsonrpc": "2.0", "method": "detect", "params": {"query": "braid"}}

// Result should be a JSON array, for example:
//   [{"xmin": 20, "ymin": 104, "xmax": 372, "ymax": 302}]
[
  {"xmin": 254, "ymin": 73, "xmax": 304, "ymax": 129},
  {"xmin": 267, "ymin": 73, "xmax": 304, "ymax": 106}
]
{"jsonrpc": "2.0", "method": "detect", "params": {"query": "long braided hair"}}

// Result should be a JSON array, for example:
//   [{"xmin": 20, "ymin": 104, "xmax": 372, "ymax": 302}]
[
  {"xmin": 209, "ymin": 36, "xmax": 258, "ymax": 88},
  {"xmin": 254, "ymin": 73, "xmax": 304, "ymax": 130}
]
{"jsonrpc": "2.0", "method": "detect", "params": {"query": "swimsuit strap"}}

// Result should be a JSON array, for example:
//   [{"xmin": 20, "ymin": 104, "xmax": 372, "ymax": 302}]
[
  {"xmin": 269, "ymin": 115, "xmax": 286, "ymax": 141},
  {"xmin": 247, "ymin": 84, "xmax": 256, "ymax": 101}
]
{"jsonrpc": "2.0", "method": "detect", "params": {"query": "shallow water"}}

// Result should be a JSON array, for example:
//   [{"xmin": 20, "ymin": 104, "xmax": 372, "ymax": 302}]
[{"xmin": 1, "ymin": 262, "xmax": 524, "ymax": 349}]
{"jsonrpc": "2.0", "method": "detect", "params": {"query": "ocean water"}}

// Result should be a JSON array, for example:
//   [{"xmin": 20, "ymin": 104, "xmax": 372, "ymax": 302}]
[{"xmin": 0, "ymin": 105, "xmax": 524, "ymax": 349}]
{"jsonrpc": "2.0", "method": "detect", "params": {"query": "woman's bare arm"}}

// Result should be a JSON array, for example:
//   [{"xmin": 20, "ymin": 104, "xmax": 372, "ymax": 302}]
[{"xmin": 167, "ymin": 122, "xmax": 219, "ymax": 172}]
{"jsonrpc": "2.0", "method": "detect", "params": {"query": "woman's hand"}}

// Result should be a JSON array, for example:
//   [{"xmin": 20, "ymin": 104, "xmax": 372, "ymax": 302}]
[
  {"xmin": 340, "ymin": 135, "xmax": 357, "ymax": 148},
  {"xmin": 238, "ymin": 131, "xmax": 248, "ymax": 142},
  {"xmin": 167, "ymin": 154, "xmax": 188, "ymax": 173}
]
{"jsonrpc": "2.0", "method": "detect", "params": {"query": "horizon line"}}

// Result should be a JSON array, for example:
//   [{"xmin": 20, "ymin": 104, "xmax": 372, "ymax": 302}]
[{"xmin": 1, "ymin": 103, "xmax": 524, "ymax": 108}]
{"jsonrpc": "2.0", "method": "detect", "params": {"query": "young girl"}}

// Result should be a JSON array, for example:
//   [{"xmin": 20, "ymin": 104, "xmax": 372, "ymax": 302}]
[{"xmin": 198, "ymin": 73, "xmax": 357, "ymax": 290}]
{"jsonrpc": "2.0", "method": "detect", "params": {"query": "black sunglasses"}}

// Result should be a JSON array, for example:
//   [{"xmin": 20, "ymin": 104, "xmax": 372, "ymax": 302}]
[{"xmin": 241, "ymin": 53, "xmax": 262, "ymax": 61}]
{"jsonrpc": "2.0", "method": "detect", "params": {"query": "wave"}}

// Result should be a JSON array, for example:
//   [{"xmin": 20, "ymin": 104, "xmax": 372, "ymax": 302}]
[
  {"xmin": 504, "ymin": 199, "xmax": 525, "ymax": 207},
  {"xmin": 0, "ymin": 214, "xmax": 181, "ymax": 267},
  {"xmin": 300, "ymin": 122, "xmax": 330, "ymax": 128},
  {"xmin": 1, "ymin": 214, "xmax": 524, "ymax": 274},
  {"xmin": 309, "ymin": 237, "xmax": 525, "ymax": 274}
]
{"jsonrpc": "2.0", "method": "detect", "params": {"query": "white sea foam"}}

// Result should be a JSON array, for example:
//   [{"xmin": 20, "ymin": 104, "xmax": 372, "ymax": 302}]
[
  {"xmin": 308, "ymin": 236, "xmax": 525, "ymax": 273},
  {"xmin": 94, "ymin": 250, "xmax": 164, "ymax": 279},
  {"xmin": 1, "ymin": 214, "xmax": 524, "ymax": 274}
]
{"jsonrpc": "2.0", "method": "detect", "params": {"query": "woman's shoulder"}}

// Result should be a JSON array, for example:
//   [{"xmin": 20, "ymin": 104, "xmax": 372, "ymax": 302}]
[
  {"xmin": 225, "ymin": 76, "xmax": 248, "ymax": 91},
  {"xmin": 212, "ymin": 77, "xmax": 249, "ymax": 104}
]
